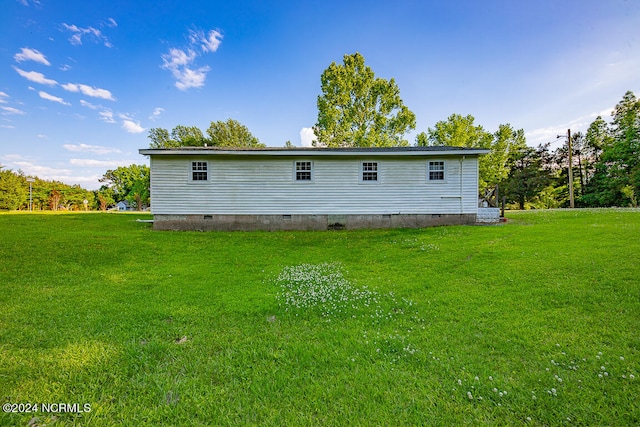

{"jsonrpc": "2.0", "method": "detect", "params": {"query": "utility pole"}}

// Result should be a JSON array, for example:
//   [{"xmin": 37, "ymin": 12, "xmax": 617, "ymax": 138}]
[
  {"xmin": 26, "ymin": 177, "xmax": 35, "ymax": 211},
  {"xmin": 567, "ymin": 129, "xmax": 575, "ymax": 208}
]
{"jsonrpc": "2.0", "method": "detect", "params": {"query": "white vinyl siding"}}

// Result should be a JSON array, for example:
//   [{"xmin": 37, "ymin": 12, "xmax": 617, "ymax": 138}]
[{"xmin": 149, "ymin": 155, "xmax": 480, "ymax": 215}]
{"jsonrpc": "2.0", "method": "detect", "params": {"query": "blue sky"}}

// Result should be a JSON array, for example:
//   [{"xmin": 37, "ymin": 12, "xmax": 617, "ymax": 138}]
[{"xmin": 2, "ymin": 0, "xmax": 639, "ymax": 189}]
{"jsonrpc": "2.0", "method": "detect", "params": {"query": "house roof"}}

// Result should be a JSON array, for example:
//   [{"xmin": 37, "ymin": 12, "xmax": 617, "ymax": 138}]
[{"xmin": 139, "ymin": 146, "xmax": 490, "ymax": 157}]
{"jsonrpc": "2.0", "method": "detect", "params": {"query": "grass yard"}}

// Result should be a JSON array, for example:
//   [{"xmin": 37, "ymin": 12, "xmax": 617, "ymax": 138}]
[{"xmin": 0, "ymin": 209, "xmax": 639, "ymax": 426}]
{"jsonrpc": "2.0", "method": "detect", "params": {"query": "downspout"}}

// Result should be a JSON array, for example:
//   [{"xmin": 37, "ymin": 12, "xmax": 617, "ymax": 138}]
[{"xmin": 460, "ymin": 156, "xmax": 464, "ymax": 214}]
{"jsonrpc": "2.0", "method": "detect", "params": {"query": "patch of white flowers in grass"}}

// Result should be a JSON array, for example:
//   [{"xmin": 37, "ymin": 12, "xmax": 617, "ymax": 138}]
[
  {"xmin": 274, "ymin": 263, "xmax": 423, "ymax": 362},
  {"xmin": 451, "ymin": 374, "xmax": 511, "ymax": 405},
  {"xmin": 275, "ymin": 263, "xmax": 379, "ymax": 318},
  {"xmin": 448, "ymin": 343, "xmax": 637, "ymax": 416}
]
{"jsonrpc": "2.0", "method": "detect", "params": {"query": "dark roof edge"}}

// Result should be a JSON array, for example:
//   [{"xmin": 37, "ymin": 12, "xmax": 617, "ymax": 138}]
[{"xmin": 139, "ymin": 146, "xmax": 490, "ymax": 156}]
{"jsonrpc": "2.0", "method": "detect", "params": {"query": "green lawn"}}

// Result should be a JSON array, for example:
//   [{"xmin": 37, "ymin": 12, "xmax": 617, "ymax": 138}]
[{"xmin": 1, "ymin": 210, "xmax": 638, "ymax": 426}]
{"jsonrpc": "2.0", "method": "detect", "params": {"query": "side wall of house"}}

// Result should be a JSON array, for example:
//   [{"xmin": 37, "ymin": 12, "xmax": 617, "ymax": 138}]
[{"xmin": 149, "ymin": 154, "xmax": 480, "ymax": 229}]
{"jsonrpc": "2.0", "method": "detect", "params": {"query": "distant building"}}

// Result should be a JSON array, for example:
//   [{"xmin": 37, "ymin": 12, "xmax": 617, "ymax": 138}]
[
  {"xmin": 139, "ymin": 146, "xmax": 489, "ymax": 231},
  {"xmin": 115, "ymin": 200, "xmax": 131, "ymax": 211}
]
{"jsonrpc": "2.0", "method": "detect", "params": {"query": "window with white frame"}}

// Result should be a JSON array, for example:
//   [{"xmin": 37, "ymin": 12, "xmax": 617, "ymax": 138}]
[
  {"xmin": 428, "ymin": 161, "xmax": 445, "ymax": 181},
  {"xmin": 295, "ymin": 161, "xmax": 313, "ymax": 181},
  {"xmin": 191, "ymin": 161, "xmax": 208, "ymax": 181},
  {"xmin": 361, "ymin": 161, "xmax": 378, "ymax": 182}
]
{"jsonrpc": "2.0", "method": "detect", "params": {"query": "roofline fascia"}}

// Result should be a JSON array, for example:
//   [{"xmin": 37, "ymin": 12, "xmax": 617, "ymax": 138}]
[{"xmin": 139, "ymin": 148, "xmax": 491, "ymax": 157}]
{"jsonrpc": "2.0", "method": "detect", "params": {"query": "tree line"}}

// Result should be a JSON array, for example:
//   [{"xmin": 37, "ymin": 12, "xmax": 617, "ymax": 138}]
[
  {"xmin": 487, "ymin": 90, "xmax": 639, "ymax": 209},
  {"xmin": 417, "ymin": 89, "xmax": 639, "ymax": 209},
  {"xmin": 1, "ymin": 52, "xmax": 637, "ymax": 210},
  {"xmin": 0, "ymin": 164, "xmax": 149, "ymax": 212}
]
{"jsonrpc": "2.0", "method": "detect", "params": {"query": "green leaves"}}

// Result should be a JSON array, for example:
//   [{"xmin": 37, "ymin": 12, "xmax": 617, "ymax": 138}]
[
  {"xmin": 206, "ymin": 118, "xmax": 264, "ymax": 148},
  {"xmin": 582, "ymin": 90, "xmax": 640, "ymax": 207},
  {"xmin": 425, "ymin": 114, "xmax": 526, "ymax": 189},
  {"xmin": 425, "ymin": 113, "xmax": 493, "ymax": 149},
  {"xmin": 315, "ymin": 52, "xmax": 416, "ymax": 147},
  {"xmin": 99, "ymin": 164, "xmax": 150, "ymax": 211},
  {"xmin": 148, "ymin": 120, "xmax": 264, "ymax": 148},
  {"xmin": 0, "ymin": 168, "xmax": 27, "ymax": 210}
]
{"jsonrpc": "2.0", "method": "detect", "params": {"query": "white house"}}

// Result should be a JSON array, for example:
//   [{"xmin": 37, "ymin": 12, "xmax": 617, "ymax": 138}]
[{"xmin": 138, "ymin": 146, "xmax": 489, "ymax": 231}]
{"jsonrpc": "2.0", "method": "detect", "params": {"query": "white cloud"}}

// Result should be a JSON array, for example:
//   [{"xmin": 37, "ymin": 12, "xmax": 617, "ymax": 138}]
[
  {"xmin": 122, "ymin": 119, "xmax": 145, "ymax": 134},
  {"xmin": 525, "ymin": 108, "xmax": 614, "ymax": 147},
  {"xmin": 161, "ymin": 48, "xmax": 210, "ymax": 90},
  {"xmin": 175, "ymin": 67, "xmax": 210, "ymax": 91},
  {"xmin": 80, "ymin": 99, "xmax": 98, "ymax": 109},
  {"xmin": 99, "ymin": 110, "xmax": 115, "ymax": 124},
  {"xmin": 1, "ymin": 124, "xmax": 16, "ymax": 129},
  {"xmin": 1, "ymin": 154, "xmax": 29, "ymax": 162},
  {"xmin": 300, "ymin": 127, "xmax": 317, "ymax": 147},
  {"xmin": 39, "ymin": 91, "xmax": 71, "ymax": 106},
  {"xmin": 14, "ymin": 67, "xmax": 58, "ymax": 86},
  {"xmin": 18, "ymin": 0, "xmax": 42, "ymax": 6},
  {"xmin": 189, "ymin": 29, "xmax": 223, "ymax": 53},
  {"xmin": 107, "ymin": 18, "xmax": 118, "ymax": 27},
  {"xmin": 161, "ymin": 27, "xmax": 222, "ymax": 91},
  {"xmin": 0, "ymin": 92, "xmax": 9, "ymax": 103},
  {"xmin": 63, "ymin": 143, "xmax": 122, "ymax": 155},
  {"xmin": 11, "ymin": 161, "xmax": 73, "ymax": 179},
  {"xmin": 14, "ymin": 47, "xmax": 51, "ymax": 66},
  {"xmin": 59, "ymin": 64, "xmax": 72, "ymax": 71},
  {"xmin": 70, "ymin": 158, "xmax": 137, "ymax": 168},
  {"xmin": 61, "ymin": 23, "xmax": 112, "ymax": 48},
  {"xmin": 62, "ymin": 83, "xmax": 115, "ymax": 101},
  {"xmin": 149, "ymin": 107, "xmax": 164, "ymax": 121},
  {"xmin": 1, "ymin": 154, "xmax": 114, "ymax": 189},
  {"xmin": 162, "ymin": 48, "xmax": 196, "ymax": 68},
  {"xmin": 1, "ymin": 106, "xmax": 26, "ymax": 115}
]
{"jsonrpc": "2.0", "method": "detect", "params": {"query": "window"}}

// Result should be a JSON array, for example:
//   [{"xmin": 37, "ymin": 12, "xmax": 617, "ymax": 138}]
[
  {"xmin": 295, "ymin": 161, "xmax": 312, "ymax": 181},
  {"xmin": 191, "ymin": 161, "xmax": 208, "ymax": 181},
  {"xmin": 428, "ymin": 161, "xmax": 445, "ymax": 181},
  {"xmin": 361, "ymin": 162, "xmax": 378, "ymax": 182}
]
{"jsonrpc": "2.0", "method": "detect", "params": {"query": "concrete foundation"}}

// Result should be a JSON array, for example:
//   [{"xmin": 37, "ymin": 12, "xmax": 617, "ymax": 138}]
[{"xmin": 152, "ymin": 213, "xmax": 477, "ymax": 231}]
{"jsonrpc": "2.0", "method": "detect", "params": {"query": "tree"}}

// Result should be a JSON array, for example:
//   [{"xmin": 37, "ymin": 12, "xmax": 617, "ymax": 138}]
[
  {"xmin": 421, "ymin": 114, "xmax": 525, "ymax": 189},
  {"xmin": 609, "ymin": 90, "xmax": 640, "ymax": 203},
  {"xmin": 415, "ymin": 132, "xmax": 429, "ymax": 147},
  {"xmin": 314, "ymin": 52, "xmax": 416, "ymax": 147},
  {"xmin": 500, "ymin": 145, "xmax": 551, "ymax": 209},
  {"xmin": 148, "ymin": 127, "xmax": 176, "ymax": 148},
  {"xmin": 423, "ymin": 113, "xmax": 492, "ymax": 148},
  {"xmin": 585, "ymin": 116, "xmax": 611, "ymax": 161},
  {"xmin": 582, "ymin": 91, "xmax": 640, "ymax": 206},
  {"xmin": 96, "ymin": 187, "xmax": 115, "ymax": 211},
  {"xmin": 149, "ymin": 120, "xmax": 263, "ymax": 148},
  {"xmin": 48, "ymin": 188, "xmax": 62, "ymax": 211},
  {"xmin": 99, "ymin": 164, "xmax": 150, "ymax": 210},
  {"xmin": 62, "ymin": 185, "xmax": 93, "ymax": 211},
  {"xmin": 126, "ymin": 173, "xmax": 150, "ymax": 211},
  {"xmin": 486, "ymin": 124, "xmax": 527, "ymax": 187},
  {"xmin": 206, "ymin": 119, "xmax": 264, "ymax": 147},
  {"xmin": 148, "ymin": 125, "xmax": 206, "ymax": 148},
  {"xmin": 0, "ymin": 167, "xmax": 26, "ymax": 210},
  {"xmin": 171, "ymin": 125, "xmax": 206, "ymax": 146}
]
